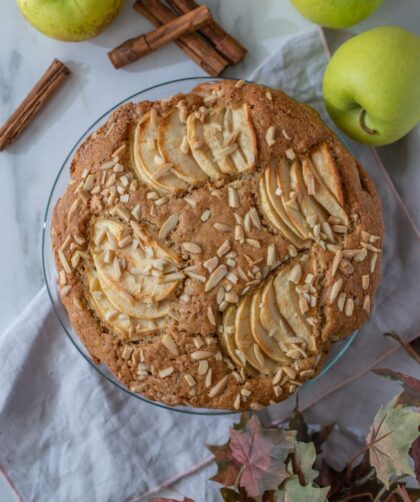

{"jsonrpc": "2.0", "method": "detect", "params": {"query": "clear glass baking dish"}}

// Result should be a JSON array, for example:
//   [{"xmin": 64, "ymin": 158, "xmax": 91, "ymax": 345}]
[{"xmin": 42, "ymin": 76, "xmax": 358, "ymax": 416}]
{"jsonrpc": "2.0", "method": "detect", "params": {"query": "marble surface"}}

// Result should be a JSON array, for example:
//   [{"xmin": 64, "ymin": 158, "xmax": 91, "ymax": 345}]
[{"xmin": 0, "ymin": 1, "xmax": 419, "ymax": 500}]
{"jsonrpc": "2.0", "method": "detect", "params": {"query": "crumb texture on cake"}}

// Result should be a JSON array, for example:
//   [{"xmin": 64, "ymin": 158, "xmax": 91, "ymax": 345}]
[{"xmin": 51, "ymin": 80, "xmax": 384, "ymax": 410}]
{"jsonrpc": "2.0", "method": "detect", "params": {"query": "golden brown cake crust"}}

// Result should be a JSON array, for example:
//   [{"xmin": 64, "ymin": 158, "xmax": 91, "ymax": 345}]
[{"xmin": 51, "ymin": 80, "xmax": 384, "ymax": 410}]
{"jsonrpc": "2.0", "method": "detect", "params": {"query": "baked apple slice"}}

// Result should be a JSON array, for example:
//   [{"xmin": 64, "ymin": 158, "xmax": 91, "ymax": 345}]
[
  {"xmin": 258, "ymin": 175, "xmax": 305, "ymax": 248},
  {"xmin": 302, "ymin": 157, "xmax": 348, "ymax": 225},
  {"xmin": 133, "ymin": 112, "xmax": 187, "ymax": 193},
  {"xmin": 250, "ymin": 288, "xmax": 289, "ymax": 363},
  {"xmin": 157, "ymin": 109, "xmax": 208, "ymax": 184},
  {"xmin": 186, "ymin": 112, "xmax": 224, "ymax": 180},
  {"xmin": 273, "ymin": 264, "xmax": 313, "ymax": 346},
  {"xmin": 275, "ymin": 158, "xmax": 311, "ymax": 239},
  {"xmin": 235, "ymin": 294, "xmax": 279, "ymax": 373},
  {"xmin": 260, "ymin": 279, "xmax": 296, "ymax": 344},
  {"xmin": 289, "ymin": 160, "xmax": 328, "ymax": 231},
  {"xmin": 223, "ymin": 105, "xmax": 257, "ymax": 173},
  {"xmin": 311, "ymin": 143, "xmax": 344, "ymax": 206}
]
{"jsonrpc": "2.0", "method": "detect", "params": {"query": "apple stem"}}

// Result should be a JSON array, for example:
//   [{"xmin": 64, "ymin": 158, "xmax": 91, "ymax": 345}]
[{"xmin": 359, "ymin": 109, "xmax": 377, "ymax": 136}]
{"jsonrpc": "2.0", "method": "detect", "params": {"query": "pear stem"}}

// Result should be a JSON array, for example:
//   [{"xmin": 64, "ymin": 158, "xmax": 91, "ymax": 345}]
[{"xmin": 359, "ymin": 109, "xmax": 377, "ymax": 136}]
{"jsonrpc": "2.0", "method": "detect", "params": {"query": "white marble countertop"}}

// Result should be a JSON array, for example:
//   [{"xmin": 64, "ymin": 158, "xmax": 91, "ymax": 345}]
[{"xmin": 0, "ymin": 0, "xmax": 419, "ymax": 500}]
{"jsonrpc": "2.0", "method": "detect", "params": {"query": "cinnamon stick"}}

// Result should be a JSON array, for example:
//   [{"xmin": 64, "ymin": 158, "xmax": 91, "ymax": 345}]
[
  {"xmin": 167, "ymin": 0, "xmax": 247, "ymax": 64},
  {"xmin": 133, "ymin": 0, "xmax": 229, "ymax": 76},
  {"xmin": 109, "ymin": 5, "xmax": 212, "ymax": 69},
  {"xmin": 0, "ymin": 59, "xmax": 70, "ymax": 151}
]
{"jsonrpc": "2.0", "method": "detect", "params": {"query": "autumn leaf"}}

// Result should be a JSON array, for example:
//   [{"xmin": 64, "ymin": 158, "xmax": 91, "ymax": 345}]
[
  {"xmin": 410, "ymin": 433, "xmax": 420, "ymax": 483},
  {"xmin": 219, "ymin": 487, "xmax": 254, "ymax": 502},
  {"xmin": 208, "ymin": 442, "xmax": 242, "ymax": 487},
  {"xmin": 149, "ymin": 498, "xmax": 195, "ymax": 502},
  {"xmin": 373, "ymin": 368, "xmax": 420, "ymax": 407},
  {"xmin": 288, "ymin": 402, "xmax": 309, "ymax": 442},
  {"xmin": 366, "ymin": 397, "xmax": 420, "ymax": 488},
  {"xmin": 292, "ymin": 441, "xmax": 319, "ymax": 485},
  {"xmin": 275, "ymin": 475, "xmax": 329, "ymax": 502},
  {"xmin": 228, "ymin": 414, "xmax": 296, "ymax": 497}
]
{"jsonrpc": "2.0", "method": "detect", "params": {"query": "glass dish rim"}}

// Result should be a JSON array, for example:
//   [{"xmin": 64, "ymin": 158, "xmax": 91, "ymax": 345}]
[{"xmin": 41, "ymin": 75, "xmax": 359, "ymax": 416}]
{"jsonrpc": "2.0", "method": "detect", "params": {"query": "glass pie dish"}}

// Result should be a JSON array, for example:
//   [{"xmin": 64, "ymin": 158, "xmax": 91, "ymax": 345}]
[{"xmin": 42, "ymin": 76, "xmax": 359, "ymax": 416}]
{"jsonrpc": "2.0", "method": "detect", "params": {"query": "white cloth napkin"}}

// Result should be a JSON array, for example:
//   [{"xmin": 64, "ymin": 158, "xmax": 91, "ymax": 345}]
[{"xmin": 1, "ymin": 27, "xmax": 419, "ymax": 502}]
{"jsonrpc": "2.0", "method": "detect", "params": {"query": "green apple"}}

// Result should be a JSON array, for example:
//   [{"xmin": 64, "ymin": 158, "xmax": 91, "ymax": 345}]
[
  {"xmin": 323, "ymin": 27, "xmax": 420, "ymax": 146},
  {"xmin": 16, "ymin": 0, "xmax": 124, "ymax": 42},
  {"xmin": 291, "ymin": 0, "xmax": 383, "ymax": 29}
]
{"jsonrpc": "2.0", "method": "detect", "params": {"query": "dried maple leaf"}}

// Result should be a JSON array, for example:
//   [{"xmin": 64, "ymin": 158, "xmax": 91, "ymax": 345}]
[
  {"xmin": 366, "ymin": 397, "xmax": 420, "ymax": 488},
  {"xmin": 409, "ymin": 432, "xmax": 420, "ymax": 483},
  {"xmin": 149, "ymin": 498, "xmax": 195, "ymax": 502},
  {"xmin": 228, "ymin": 414, "xmax": 296, "ymax": 497},
  {"xmin": 373, "ymin": 368, "xmax": 420, "ymax": 407},
  {"xmin": 208, "ymin": 442, "xmax": 242, "ymax": 487},
  {"xmin": 275, "ymin": 475, "xmax": 329, "ymax": 501},
  {"xmin": 292, "ymin": 441, "xmax": 319, "ymax": 485}
]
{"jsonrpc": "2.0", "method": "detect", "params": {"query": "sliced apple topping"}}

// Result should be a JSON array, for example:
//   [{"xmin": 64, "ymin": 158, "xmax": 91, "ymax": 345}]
[
  {"xmin": 86, "ymin": 267, "xmax": 165, "ymax": 339},
  {"xmin": 133, "ymin": 111, "xmax": 188, "ymax": 193},
  {"xmin": 223, "ymin": 105, "xmax": 257, "ymax": 173},
  {"xmin": 259, "ymin": 145, "xmax": 348, "ymax": 246},
  {"xmin": 91, "ymin": 218, "xmax": 182, "ymax": 304},
  {"xmin": 157, "ymin": 109, "xmax": 208, "ymax": 185},
  {"xmin": 234, "ymin": 295, "xmax": 279, "ymax": 374},
  {"xmin": 250, "ymin": 288, "xmax": 290, "ymax": 363}
]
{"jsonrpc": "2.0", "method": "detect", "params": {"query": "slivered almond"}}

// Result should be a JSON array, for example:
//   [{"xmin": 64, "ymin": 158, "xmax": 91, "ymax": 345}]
[
  {"xmin": 131, "ymin": 205, "xmax": 141, "ymax": 221},
  {"xmin": 228, "ymin": 186, "xmax": 239, "ymax": 208},
  {"xmin": 205, "ymin": 265, "xmax": 227, "ymax": 292},
  {"xmin": 185, "ymin": 271, "xmax": 206, "ymax": 283},
  {"xmin": 182, "ymin": 242, "xmax": 202, "ymax": 254},
  {"xmin": 216, "ymin": 287, "xmax": 225, "ymax": 304},
  {"xmin": 288, "ymin": 245, "xmax": 297, "ymax": 257},
  {"xmin": 299, "ymin": 296, "xmax": 309, "ymax": 314},
  {"xmin": 118, "ymin": 235, "xmax": 132, "ymax": 248},
  {"xmin": 243, "ymin": 213, "xmax": 251, "ymax": 232},
  {"xmin": 191, "ymin": 350, "xmax": 214, "ymax": 360},
  {"xmin": 245, "ymin": 239, "xmax": 260, "ymax": 248},
  {"xmin": 361, "ymin": 242, "xmax": 381, "ymax": 253},
  {"xmin": 237, "ymin": 266, "xmax": 248, "ymax": 281},
  {"xmin": 331, "ymin": 250, "xmax": 342, "ymax": 277},
  {"xmin": 266, "ymin": 126, "xmax": 276, "ymax": 147},
  {"xmin": 235, "ymin": 79, "xmax": 245, "ymax": 88},
  {"xmin": 285, "ymin": 148, "xmax": 296, "ymax": 160},
  {"xmin": 198, "ymin": 360, "xmax": 208, "ymax": 375},
  {"xmin": 288, "ymin": 264, "xmax": 302, "ymax": 284},
  {"xmin": 184, "ymin": 374, "xmax": 196, "ymax": 387},
  {"xmin": 224, "ymin": 130, "xmax": 239, "ymax": 147},
  {"xmin": 200, "ymin": 209, "xmax": 211, "ymax": 222},
  {"xmin": 203, "ymin": 256, "xmax": 219, "ymax": 273},
  {"xmin": 249, "ymin": 207, "xmax": 261, "ymax": 229},
  {"xmin": 345, "ymin": 297, "xmax": 354, "ymax": 317},
  {"xmin": 162, "ymin": 334, "xmax": 178, "ymax": 356},
  {"xmin": 267, "ymin": 244, "xmax": 276, "ymax": 267},
  {"xmin": 58, "ymin": 250, "xmax": 72, "ymax": 274},
  {"xmin": 159, "ymin": 367, "xmax": 174, "ymax": 378},
  {"xmin": 273, "ymin": 368, "xmax": 283, "ymax": 385},
  {"xmin": 214, "ymin": 222, "xmax": 233, "ymax": 233},
  {"xmin": 60, "ymin": 285, "xmax": 72, "ymax": 296},
  {"xmin": 162, "ymin": 272, "xmax": 185, "ymax": 283},
  {"xmin": 217, "ymin": 240, "xmax": 231, "ymax": 257},
  {"xmin": 354, "ymin": 248, "xmax": 368, "ymax": 263},
  {"xmin": 283, "ymin": 366, "xmax": 296, "ymax": 379},
  {"xmin": 362, "ymin": 275, "xmax": 369, "ymax": 291},
  {"xmin": 122, "ymin": 345, "xmax": 133, "ymax": 360},
  {"xmin": 363, "ymin": 294, "xmax": 371, "ymax": 312},
  {"xmin": 234, "ymin": 394, "xmax": 241, "ymax": 410},
  {"xmin": 234, "ymin": 225, "xmax": 244, "ymax": 242},
  {"xmin": 266, "ymin": 90, "xmax": 272, "ymax": 100},
  {"xmin": 337, "ymin": 292, "xmax": 346, "ymax": 312},
  {"xmin": 155, "ymin": 196, "xmax": 168, "ymax": 207},
  {"xmin": 322, "ymin": 222, "xmax": 335, "ymax": 242},
  {"xmin": 112, "ymin": 143, "xmax": 127, "ymax": 162},
  {"xmin": 370, "ymin": 253, "xmax": 378, "ymax": 273},
  {"xmin": 205, "ymin": 369, "xmax": 212, "ymax": 388},
  {"xmin": 207, "ymin": 306, "xmax": 216, "ymax": 326},
  {"xmin": 209, "ymin": 375, "xmax": 229, "ymax": 397},
  {"xmin": 226, "ymin": 272, "xmax": 238, "ymax": 284},
  {"xmin": 329, "ymin": 278, "xmax": 343, "ymax": 303},
  {"xmin": 82, "ymin": 174, "xmax": 95, "ymax": 192}
]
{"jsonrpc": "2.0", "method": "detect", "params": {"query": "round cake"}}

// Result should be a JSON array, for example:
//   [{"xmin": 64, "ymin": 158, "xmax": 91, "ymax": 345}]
[{"xmin": 51, "ymin": 80, "xmax": 383, "ymax": 411}]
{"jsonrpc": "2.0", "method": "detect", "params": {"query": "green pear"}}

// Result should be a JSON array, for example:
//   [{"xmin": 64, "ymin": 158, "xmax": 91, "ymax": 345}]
[
  {"xmin": 323, "ymin": 27, "xmax": 420, "ymax": 146},
  {"xmin": 290, "ymin": 0, "xmax": 383, "ymax": 29},
  {"xmin": 16, "ymin": 0, "xmax": 124, "ymax": 42}
]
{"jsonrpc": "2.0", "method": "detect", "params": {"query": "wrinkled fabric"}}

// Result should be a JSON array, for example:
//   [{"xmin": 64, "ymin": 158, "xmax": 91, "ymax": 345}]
[{"xmin": 0, "ymin": 27, "xmax": 418, "ymax": 502}]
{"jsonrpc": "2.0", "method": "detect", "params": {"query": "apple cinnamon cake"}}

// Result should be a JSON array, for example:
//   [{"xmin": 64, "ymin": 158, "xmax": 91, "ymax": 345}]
[{"xmin": 51, "ymin": 80, "xmax": 383, "ymax": 410}]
